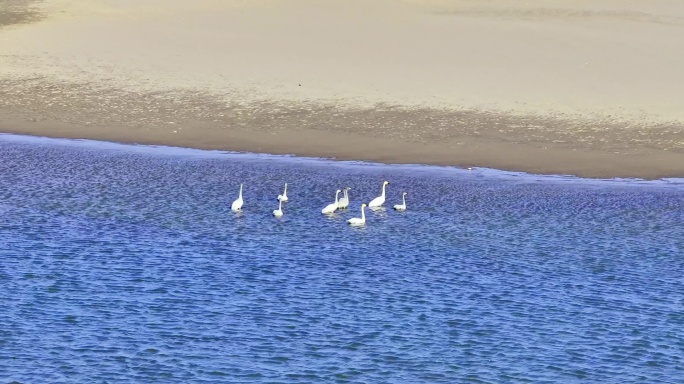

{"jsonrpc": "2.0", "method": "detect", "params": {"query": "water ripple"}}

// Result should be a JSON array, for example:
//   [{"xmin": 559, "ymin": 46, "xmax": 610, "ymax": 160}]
[{"xmin": 1, "ymin": 136, "xmax": 683, "ymax": 383}]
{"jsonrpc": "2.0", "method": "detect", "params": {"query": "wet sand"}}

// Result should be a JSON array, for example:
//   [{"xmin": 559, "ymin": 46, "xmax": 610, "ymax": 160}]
[
  {"xmin": 1, "ymin": 0, "xmax": 683, "ymax": 178},
  {"xmin": 0, "ymin": 0, "xmax": 41, "ymax": 26}
]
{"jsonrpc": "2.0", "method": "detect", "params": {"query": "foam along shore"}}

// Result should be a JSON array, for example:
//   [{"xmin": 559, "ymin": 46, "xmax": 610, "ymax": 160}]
[{"xmin": 1, "ymin": 0, "xmax": 683, "ymax": 179}]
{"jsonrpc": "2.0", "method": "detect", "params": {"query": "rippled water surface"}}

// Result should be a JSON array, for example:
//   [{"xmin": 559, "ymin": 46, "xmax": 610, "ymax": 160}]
[{"xmin": 1, "ymin": 135, "xmax": 683, "ymax": 383}]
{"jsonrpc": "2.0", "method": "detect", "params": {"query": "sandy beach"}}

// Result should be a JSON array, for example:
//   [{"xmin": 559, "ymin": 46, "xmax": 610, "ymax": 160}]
[{"xmin": 1, "ymin": 0, "xmax": 683, "ymax": 178}]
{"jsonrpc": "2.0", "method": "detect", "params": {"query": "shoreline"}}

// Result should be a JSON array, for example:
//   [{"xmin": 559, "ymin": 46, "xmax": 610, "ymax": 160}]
[
  {"xmin": 5, "ymin": 132, "xmax": 684, "ymax": 188},
  {"xmin": 2, "ymin": 115, "xmax": 683, "ymax": 180},
  {"xmin": 2, "ymin": 0, "xmax": 684, "ymax": 179}
]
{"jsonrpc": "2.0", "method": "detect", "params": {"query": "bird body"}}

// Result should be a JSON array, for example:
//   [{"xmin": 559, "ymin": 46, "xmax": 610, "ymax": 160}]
[
  {"xmin": 393, "ymin": 192, "xmax": 407, "ymax": 211},
  {"xmin": 347, "ymin": 204, "xmax": 367, "ymax": 225},
  {"xmin": 369, "ymin": 181, "xmax": 389, "ymax": 207},
  {"xmin": 338, "ymin": 187, "xmax": 351, "ymax": 209},
  {"xmin": 273, "ymin": 199, "xmax": 283, "ymax": 217},
  {"xmin": 231, "ymin": 184, "xmax": 244, "ymax": 211},
  {"xmin": 277, "ymin": 183, "xmax": 288, "ymax": 202},
  {"xmin": 322, "ymin": 190, "xmax": 341, "ymax": 214}
]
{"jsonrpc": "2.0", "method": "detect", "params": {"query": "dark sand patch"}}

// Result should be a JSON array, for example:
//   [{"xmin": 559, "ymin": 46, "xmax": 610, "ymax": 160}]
[
  {"xmin": 1, "ymin": 76, "xmax": 682, "ymax": 179},
  {"xmin": 0, "ymin": 0, "xmax": 42, "ymax": 28}
]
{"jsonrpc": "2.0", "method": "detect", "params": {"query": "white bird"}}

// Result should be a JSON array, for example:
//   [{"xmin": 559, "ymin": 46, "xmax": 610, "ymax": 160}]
[
  {"xmin": 322, "ymin": 189, "xmax": 341, "ymax": 214},
  {"xmin": 347, "ymin": 204, "xmax": 367, "ymax": 225},
  {"xmin": 277, "ymin": 183, "xmax": 288, "ymax": 202},
  {"xmin": 368, "ymin": 181, "xmax": 389, "ymax": 208},
  {"xmin": 231, "ymin": 183, "xmax": 244, "ymax": 211},
  {"xmin": 338, "ymin": 187, "xmax": 351, "ymax": 209},
  {"xmin": 273, "ymin": 199, "xmax": 283, "ymax": 217},
  {"xmin": 393, "ymin": 192, "xmax": 407, "ymax": 211}
]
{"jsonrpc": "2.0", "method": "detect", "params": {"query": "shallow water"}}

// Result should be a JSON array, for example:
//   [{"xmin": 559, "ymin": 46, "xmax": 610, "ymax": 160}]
[{"xmin": 1, "ymin": 135, "xmax": 683, "ymax": 383}]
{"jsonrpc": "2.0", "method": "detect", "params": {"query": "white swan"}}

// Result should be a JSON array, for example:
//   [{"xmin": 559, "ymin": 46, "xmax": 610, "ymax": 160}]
[
  {"xmin": 393, "ymin": 192, "xmax": 407, "ymax": 211},
  {"xmin": 347, "ymin": 204, "xmax": 367, "ymax": 225},
  {"xmin": 322, "ymin": 189, "xmax": 341, "ymax": 214},
  {"xmin": 277, "ymin": 183, "xmax": 288, "ymax": 202},
  {"xmin": 368, "ymin": 181, "xmax": 389, "ymax": 208},
  {"xmin": 273, "ymin": 199, "xmax": 283, "ymax": 217},
  {"xmin": 338, "ymin": 187, "xmax": 351, "ymax": 209},
  {"xmin": 231, "ymin": 183, "xmax": 243, "ymax": 211}
]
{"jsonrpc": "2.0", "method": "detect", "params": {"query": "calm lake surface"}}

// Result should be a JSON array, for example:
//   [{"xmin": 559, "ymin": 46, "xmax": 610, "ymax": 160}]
[{"xmin": 1, "ymin": 135, "xmax": 683, "ymax": 383}]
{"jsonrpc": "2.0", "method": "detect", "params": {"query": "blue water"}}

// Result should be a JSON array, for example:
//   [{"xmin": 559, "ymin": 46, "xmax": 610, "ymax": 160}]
[{"xmin": 1, "ymin": 134, "xmax": 683, "ymax": 383}]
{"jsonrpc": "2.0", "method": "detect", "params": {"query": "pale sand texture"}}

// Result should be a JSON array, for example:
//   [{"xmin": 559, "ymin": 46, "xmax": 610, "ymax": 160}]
[{"xmin": 1, "ymin": 0, "xmax": 683, "ymax": 178}]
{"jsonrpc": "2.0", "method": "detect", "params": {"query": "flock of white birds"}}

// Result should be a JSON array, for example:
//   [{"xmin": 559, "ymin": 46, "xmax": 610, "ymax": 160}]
[{"xmin": 230, "ymin": 181, "xmax": 407, "ymax": 225}]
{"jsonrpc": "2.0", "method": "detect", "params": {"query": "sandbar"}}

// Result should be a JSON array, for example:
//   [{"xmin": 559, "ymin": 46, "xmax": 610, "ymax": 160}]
[{"xmin": 1, "ymin": 0, "xmax": 683, "ymax": 178}]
